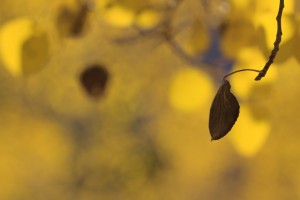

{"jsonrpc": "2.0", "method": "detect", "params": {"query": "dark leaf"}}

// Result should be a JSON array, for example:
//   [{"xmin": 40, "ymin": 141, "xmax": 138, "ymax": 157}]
[
  {"xmin": 209, "ymin": 80, "xmax": 240, "ymax": 141},
  {"xmin": 80, "ymin": 64, "xmax": 109, "ymax": 99}
]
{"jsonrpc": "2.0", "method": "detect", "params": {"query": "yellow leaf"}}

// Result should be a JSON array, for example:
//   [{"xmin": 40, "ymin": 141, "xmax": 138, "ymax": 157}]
[
  {"xmin": 221, "ymin": 19, "xmax": 256, "ymax": 59},
  {"xmin": 177, "ymin": 21, "xmax": 210, "ymax": 56},
  {"xmin": 0, "ymin": 18, "xmax": 33, "ymax": 77},
  {"xmin": 0, "ymin": 17, "xmax": 49, "ymax": 77},
  {"xmin": 229, "ymin": 105, "xmax": 271, "ymax": 157},
  {"xmin": 103, "ymin": 5, "xmax": 135, "ymax": 28},
  {"xmin": 168, "ymin": 68, "xmax": 213, "ymax": 112},
  {"xmin": 135, "ymin": 9, "xmax": 161, "ymax": 29},
  {"xmin": 231, "ymin": 0, "xmax": 251, "ymax": 10},
  {"xmin": 22, "ymin": 32, "xmax": 49, "ymax": 76}
]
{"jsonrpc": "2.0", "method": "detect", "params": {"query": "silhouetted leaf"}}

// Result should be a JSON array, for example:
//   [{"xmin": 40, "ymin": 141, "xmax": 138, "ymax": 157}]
[
  {"xmin": 80, "ymin": 64, "xmax": 109, "ymax": 99},
  {"xmin": 209, "ymin": 80, "xmax": 240, "ymax": 141}
]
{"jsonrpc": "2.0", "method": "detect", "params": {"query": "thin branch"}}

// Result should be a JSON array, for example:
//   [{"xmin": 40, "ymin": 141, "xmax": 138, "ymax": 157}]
[{"xmin": 255, "ymin": 0, "xmax": 284, "ymax": 81}]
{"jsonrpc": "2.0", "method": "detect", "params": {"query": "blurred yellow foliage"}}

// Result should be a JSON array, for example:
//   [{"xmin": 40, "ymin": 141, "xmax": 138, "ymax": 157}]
[
  {"xmin": 230, "ymin": 47, "xmax": 278, "ymax": 99},
  {"xmin": 0, "ymin": 18, "xmax": 33, "ymax": 76},
  {"xmin": 254, "ymin": 13, "xmax": 294, "ymax": 49},
  {"xmin": 229, "ymin": 105, "xmax": 271, "ymax": 157},
  {"xmin": 0, "ymin": 113, "xmax": 72, "ymax": 199},
  {"xmin": 230, "ymin": 0, "xmax": 251, "ymax": 11},
  {"xmin": 0, "ymin": 17, "xmax": 49, "ymax": 77},
  {"xmin": 0, "ymin": 0, "xmax": 300, "ymax": 199},
  {"xmin": 168, "ymin": 68, "xmax": 213, "ymax": 112},
  {"xmin": 135, "ymin": 9, "xmax": 162, "ymax": 29},
  {"xmin": 102, "ymin": 5, "xmax": 135, "ymax": 27}
]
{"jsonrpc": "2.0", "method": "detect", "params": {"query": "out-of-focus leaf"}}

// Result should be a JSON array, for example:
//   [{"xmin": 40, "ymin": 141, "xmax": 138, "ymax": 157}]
[
  {"xmin": 168, "ymin": 68, "xmax": 213, "ymax": 112},
  {"xmin": 229, "ymin": 105, "xmax": 271, "ymax": 157},
  {"xmin": 56, "ymin": 3, "xmax": 90, "ymax": 37},
  {"xmin": 221, "ymin": 19, "xmax": 256, "ymax": 59},
  {"xmin": 209, "ymin": 80, "xmax": 240, "ymax": 141},
  {"xmin": 102, "ymin": 5, "xmax": 135, "ymax": 28},
  {"xmin": 134, "ymin": 9, "xmax": 162, "ymax": 30},
  {"xmin": 80, "ymin": 64, "xmax": 109, "ymax": 99},
  {"xmin": 178, "ymin": 20, "xmax": 210, "ymax": 56},
  {"xmin": 0, "ymin": 18, "xmax": 33, "ymax": 76},
  {"xmin": 22, "ymin": 32, "xmax": 49, "ymax": 76},
  {"xmin": 0, "ymin": 17, "xmax": 49, "ymax": 77}
]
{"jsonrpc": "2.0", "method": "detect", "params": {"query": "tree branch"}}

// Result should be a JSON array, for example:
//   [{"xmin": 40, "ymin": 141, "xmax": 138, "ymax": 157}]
[{"xmin": 255, "ymin": 0, "xmax": 284, "ymax": 81}]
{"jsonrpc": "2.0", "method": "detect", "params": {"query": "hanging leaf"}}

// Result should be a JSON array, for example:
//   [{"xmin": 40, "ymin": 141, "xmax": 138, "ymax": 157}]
[
  {"xmin": 80, "ymin": 64, "xmax": 109, "ymax": 99},
  {"xmin": 209, "ymin": 80, "xmax": 240, "ymax": 141}
]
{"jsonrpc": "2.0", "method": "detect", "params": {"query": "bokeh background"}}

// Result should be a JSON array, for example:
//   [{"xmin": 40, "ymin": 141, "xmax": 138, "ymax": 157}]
[{"xmin": 0, "ymin": 0, "xmax": 300, "ymax": 199}]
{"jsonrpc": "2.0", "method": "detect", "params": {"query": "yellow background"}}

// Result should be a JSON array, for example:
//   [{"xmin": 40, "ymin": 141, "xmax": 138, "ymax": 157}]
[{"xmin": 0, "ymin": 0, "xmax": 299, "ymax": 199}]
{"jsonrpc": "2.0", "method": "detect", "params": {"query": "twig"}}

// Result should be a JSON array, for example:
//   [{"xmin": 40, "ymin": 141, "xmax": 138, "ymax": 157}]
[{"xmin": 255, "ymin": 0, "xmax": 284, "ymax": 81}]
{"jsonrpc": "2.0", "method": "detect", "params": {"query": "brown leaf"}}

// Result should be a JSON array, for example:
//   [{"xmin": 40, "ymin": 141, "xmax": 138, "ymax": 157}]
[
  {"xmin": 209, "ymin": 80, "xmax": 240, "ymax": 141},
  {"xmin": 80, "ymin": 64, "xmax": 109, "ymax": 99}
]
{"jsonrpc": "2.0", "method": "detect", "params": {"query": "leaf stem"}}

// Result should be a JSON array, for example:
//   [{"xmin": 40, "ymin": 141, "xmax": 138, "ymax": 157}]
[{"xmin": 223, "ymin": 69, "xmax": 261, "ymax": 79}]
